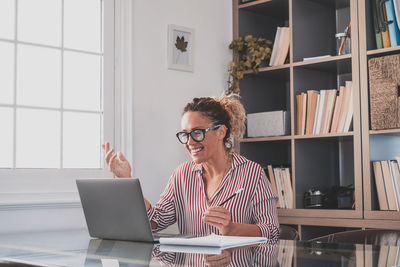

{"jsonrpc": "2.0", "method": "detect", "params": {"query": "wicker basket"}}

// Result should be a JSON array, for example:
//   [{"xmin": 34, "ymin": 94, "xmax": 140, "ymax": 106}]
[{"xmin": 368, "ymin": 54, "xmax": 400, "ymax": 130}]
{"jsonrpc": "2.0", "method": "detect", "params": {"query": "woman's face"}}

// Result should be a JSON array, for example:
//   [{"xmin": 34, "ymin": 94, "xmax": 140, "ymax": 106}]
[{"xmin": 180, "ymin": 111, "xmax": 226, "ymax": 164}]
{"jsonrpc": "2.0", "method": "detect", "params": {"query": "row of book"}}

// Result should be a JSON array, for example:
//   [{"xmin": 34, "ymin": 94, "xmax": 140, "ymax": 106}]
[
  {"xmin": 370, "ymin": 0, "xmax": 400, "ymax": 48},
  {"xmin": 372, "ymin": 159, "xmax": 400, "ymax": 211},
  {"xmin": 367, "ymin": 245, "xmax": 400, "ymax": 267},
  {"xmin": 266, "ymin": 165, "xmax": 293, "ymax": 209},
  {"xmin": 296, "ymin": 81, "xmax": 353, "ymax": 135},
  {"xmin": 269, "ymin": 27, "xmax": 290, "ymax": 66}
]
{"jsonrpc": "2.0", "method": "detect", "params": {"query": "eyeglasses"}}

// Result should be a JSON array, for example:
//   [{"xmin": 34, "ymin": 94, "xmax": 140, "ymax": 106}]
[{"xmin": 176, "ymin": 124, "xmax": 222, "ymax": 144}]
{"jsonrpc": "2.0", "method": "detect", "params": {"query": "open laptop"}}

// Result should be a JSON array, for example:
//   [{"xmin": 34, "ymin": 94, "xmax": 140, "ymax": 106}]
[{"xmin": 76, "ymin": 178, "xmax": 181, "ymax": 243}]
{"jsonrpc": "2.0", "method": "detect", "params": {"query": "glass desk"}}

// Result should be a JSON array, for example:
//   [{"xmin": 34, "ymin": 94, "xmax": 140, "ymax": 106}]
[{"xmin": 0, "ymin": 229, "xmax": 398, "ymax": 266}]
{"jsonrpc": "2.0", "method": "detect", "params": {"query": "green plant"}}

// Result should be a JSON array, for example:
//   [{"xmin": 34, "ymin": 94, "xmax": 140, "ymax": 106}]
[{"xmin": 227, "ymin": 35, "xmax": 272, "ymax": 94}]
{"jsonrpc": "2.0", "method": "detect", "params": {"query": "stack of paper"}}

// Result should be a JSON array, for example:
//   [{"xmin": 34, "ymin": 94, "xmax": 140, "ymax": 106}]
[{"xmin": 159, "ymin": 233, "xmax": 267, "ymax": 249}]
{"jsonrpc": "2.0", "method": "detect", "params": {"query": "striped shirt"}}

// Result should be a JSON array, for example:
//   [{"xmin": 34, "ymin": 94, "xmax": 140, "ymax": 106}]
[{"xmin": 147, "ymin": 153, "xmax": 279, "ymax": 239}]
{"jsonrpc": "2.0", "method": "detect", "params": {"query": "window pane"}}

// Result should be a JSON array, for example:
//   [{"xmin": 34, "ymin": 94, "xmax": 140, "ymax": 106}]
[
  {"xmin": 0, "ymin": 0, "xmax": 15, "ymax": 39},
  {"xmin": 0, "ymin": 42, "xmax": 14, "ymax": 105},
  {"xmin": 64, "ymin": 51, "xmax": 101, "ymax": 111},
  {"xmin": 17, "ymin": 44, "xmax": 61, "ymax": 108},
  {"xmin": 0, "ymin": 107, "xmax": 13, "ymax": 168},
  {"xmin": 16, "ymin": 108, "xmax": 60, "ymax": 168},
  {"xmin": 63, "ymin": 112, "xmax": 101, "ymax": 168},
  {"xmin": 18, "ymin": 0, "xmax": 61, "ymax": 46},
  {"xmin": 64, "ymin": 0, "xmax": 102, "ymax": 52}
]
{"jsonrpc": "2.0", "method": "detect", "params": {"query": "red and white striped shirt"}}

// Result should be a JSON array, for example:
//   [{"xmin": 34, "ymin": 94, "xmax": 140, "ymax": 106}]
[{"xmin": 147, "ymin": 153, "xmax": 279, "ymax": 239}]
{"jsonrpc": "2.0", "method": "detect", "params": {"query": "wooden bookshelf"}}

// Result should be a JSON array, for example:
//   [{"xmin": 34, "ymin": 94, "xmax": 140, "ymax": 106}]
[
  {"xmin": 232, "ymin": 0, "xmax": 399, "ymax": 239},
  {"xmin": 358, "ymin": 0, "xmax": 400, "ymax": 227}
]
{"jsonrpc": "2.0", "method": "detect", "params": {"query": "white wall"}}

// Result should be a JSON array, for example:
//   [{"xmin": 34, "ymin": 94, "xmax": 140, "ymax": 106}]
[{"xmin": 131, "ymin": 0, "xmax": 233, "ymax": 203}]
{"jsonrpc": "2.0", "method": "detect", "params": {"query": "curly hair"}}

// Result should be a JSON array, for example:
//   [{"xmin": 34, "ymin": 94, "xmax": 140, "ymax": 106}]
[{"xmin": 183, "ymin": 94, "xmax": 246, "ymax": 152}]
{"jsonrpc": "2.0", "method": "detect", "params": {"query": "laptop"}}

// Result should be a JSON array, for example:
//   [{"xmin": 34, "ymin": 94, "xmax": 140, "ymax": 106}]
[{"xmin": 76, "ymin": 178, "xmax": 180, "ymax": 242}]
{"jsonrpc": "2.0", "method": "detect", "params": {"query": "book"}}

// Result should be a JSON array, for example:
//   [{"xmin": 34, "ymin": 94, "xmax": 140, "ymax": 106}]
[
  {"xmin": 275, "ymin": 27, "xmax": 290, "ymax": 66},
  {"xmin": 314, "ymin": 90, "xmax": 326, "ymax": 134},
  {"xmin": 390, "ymin": 160, "xmax": 400, "ymax": 208},
  {"xmin": 283, "ymin": 168, "xmax": 294, "ymax": 209},
  {"xmin": 372, "ymin": 161, "xmax": 389, "ymax": 210},
  {"xmin": 330, "ymin": 86, "xmax": 344, "ymax": 133},
  {"xmin": 306, "ymin": 90, "xmax": 319, "ymax": 135},
  {"xmin": 267, "ymin": 165, "xmax": 280, "ymax": 208},
  {"xmin": 372, "ymin": 0, "xmax": 384, "ymax": 48},
  {"xmin": 274, "ymin": 167, "xmax": 286, "ymax": 208},
  {"xmin": 312, "ymin": 94, "xmax": 321, "ymax": 134},
  {"xmin": 343, "ymin": 81, "xmax": 354, "ymax": 132},
  {"xmin": 303, "ymin": 55, "xmax": 331, "ymax": 61},
  {"xmin": 385, "ymin": 0, "xmax": 400, "ymax": 46},
  {"xmin": 296, "ymin": 94, "xmax": 303, "ymax": 135},
  {"xmin": 159, "ymin": 233, "xmax": 268, "ymax": 249},
  {"xmin": 381, "ymin": 160, "xmax": 399, "ymax": 211},
  {"xmin": 269, "ymin": 27, "xmax": 282, "ymax": 67},
  {"xmin": 337, "ymin": 81, "xmax": 351, "ymax": 132},
  {"xmin": 301, "ymin": 92, "xmax": 307, "ymax": 135},
  {"xmin": 380, "ymin": 1, "xmax": 392, "ymax": 48},
  {"xmin": 394, "ymin": 0, "xmax": 400, "ymax": 29},
  {"xmin": 321, "ymin": 89, "xmax": 337, "ymax": 134}
]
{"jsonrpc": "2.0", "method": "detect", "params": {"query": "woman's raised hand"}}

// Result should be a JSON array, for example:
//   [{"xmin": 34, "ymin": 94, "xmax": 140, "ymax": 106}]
[{"xmin": 101, "ymin": 142, "xmax": 132, "ymax": 178}]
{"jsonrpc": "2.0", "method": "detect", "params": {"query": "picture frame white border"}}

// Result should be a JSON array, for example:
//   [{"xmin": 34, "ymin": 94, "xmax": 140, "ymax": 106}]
[{"xmin": 167, "ymin": 24, "xmax": 195, "ymax": 72}]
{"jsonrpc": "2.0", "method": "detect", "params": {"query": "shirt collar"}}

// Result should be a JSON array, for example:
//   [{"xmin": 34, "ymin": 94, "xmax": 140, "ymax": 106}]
[{"xmin": 192, "ymin": 153, "xmax": 248, "ymax": 173}]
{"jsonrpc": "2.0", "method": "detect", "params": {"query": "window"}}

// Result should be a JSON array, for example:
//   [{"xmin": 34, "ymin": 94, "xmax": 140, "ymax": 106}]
[{"xmin": 0, "ymin": 0, "xmax": 115, "ymax": 177}]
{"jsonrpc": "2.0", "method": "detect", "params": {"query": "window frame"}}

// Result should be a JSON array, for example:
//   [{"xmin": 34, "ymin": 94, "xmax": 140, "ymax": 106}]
[{"xmin": 0, "ymin": 0, "xmax": 119, "ymax": 183}]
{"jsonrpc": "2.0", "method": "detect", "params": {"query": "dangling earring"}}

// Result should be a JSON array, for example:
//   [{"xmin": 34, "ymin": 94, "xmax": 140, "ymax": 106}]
[{"xmin": 225, "ymin": 137, "xmax": 233, "ymax": 149}]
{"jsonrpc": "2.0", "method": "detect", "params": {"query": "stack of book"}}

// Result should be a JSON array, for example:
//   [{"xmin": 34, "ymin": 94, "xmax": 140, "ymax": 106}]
[
  {"xmin": 372, "ymin": 159, "xmax": 400, "ymax": 211},
  {"xmin": 266, "ymin": 165, "xmax": 293, "ymax": 209},
  {"xmin": 269, "ymin": 27, "xmax": 290, "ymax": 66},
  {"xmin": 370, "ymin": 0, "xmax": 400, "ymax": 48},
  {"xmin": 296, "ymin": 81, "xmax": 353, "ymax": 135},
  {"xmin": 366, "ymin": 244, "xmax": 400, "ymax": 267}
]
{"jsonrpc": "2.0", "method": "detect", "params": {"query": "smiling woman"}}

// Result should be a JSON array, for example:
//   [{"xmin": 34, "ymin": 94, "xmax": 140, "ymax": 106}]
[{"xmin": 103, "ymin": 95, "xmax": 280, "ymax": 239}]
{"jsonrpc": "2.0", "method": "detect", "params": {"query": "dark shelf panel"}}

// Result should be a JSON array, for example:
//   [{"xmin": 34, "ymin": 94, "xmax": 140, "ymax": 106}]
[{"xmin": 239, "ymin": 0, "xmax": 289, "ymax": 20}]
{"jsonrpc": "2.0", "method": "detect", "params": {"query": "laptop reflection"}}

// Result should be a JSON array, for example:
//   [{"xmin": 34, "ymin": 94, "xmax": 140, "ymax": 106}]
[{"xmin": 84, "ymin": 239, "xmax": 154, "ymax": 267}]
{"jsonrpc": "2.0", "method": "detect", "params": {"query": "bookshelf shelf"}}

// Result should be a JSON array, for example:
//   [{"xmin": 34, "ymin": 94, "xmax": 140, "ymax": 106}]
[
  {"xmin": 369, "ymin": 129, "xmax": 400, "ymax": 135},
  {"xmin": 292, "ymin": 54, "xmax": 351, "ymax": 66},
  {"xmin": 243, "ymin": 63, "xmax": 290, "ymax": 75},
  {"xmin": 294, "ymin": 132, "xmax": 354, "ymax": 140},
  {"xmin": 240, "ymin": 135, "xmax": 292, "ymax": 143},
  {"xmin": 239, "ymin": 0, "xmax": 273, "ymax": 8},
  {"xmin": 366, "ymin": 46, "xmax": 400, "ymax": 56}
]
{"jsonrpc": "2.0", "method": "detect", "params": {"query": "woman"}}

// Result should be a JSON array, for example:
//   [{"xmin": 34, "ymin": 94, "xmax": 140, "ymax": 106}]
[{"xmin": 102, "ymin": 95, "xmax": 279, "ymax": 239}]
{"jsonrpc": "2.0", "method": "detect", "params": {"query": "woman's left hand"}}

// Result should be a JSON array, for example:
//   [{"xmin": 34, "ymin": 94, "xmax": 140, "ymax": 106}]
[{"xmin": 203, "ymin": 206, "xmax": 233, "ymax": 235}]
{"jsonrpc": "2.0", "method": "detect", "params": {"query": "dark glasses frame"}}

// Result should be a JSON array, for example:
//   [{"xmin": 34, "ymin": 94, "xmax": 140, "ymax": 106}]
[{"xmin": 176, "ymin": 124, "xmax": 222, "ymax": 144}]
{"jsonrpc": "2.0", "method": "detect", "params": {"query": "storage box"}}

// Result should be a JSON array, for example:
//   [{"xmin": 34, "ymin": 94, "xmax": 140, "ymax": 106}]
[
  {"xmin": 247, "ymin": 111, "xmax": 290, "ymax": 137},
  {"xmin": 368, "ymin": 54, "xmax": 400, "ymax": 130}
]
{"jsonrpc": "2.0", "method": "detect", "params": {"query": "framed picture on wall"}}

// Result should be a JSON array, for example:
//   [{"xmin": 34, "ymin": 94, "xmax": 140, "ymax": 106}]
[{"xmin": 167, "ymin": 24, "xmax": 194, "ymax": 72}]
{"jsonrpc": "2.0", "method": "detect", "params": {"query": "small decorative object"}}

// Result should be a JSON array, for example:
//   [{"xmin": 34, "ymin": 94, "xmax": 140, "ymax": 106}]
[
  {"xmin": 304, "ymin": 189, "xmax": 325, "ymax": 209},
  {"xmin": 168, "ymin": 24, "xmax": 194, "ymax": 72},
  {"xmin": 247, "ymin": 110, "xmax": 289, "ymax": 137},
  {"xmin": 227, "ymin": 35, "xmax": 272, "ymax": 94},
  {"xmin": 335, "ymin": 22, "xmax": 351, "ymax": 55}
]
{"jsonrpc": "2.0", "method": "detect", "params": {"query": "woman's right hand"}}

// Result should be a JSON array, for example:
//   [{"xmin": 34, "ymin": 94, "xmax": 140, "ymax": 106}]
[{"xmin": 101, "ymin": 142, "xmax": 132, "ymax": 178}]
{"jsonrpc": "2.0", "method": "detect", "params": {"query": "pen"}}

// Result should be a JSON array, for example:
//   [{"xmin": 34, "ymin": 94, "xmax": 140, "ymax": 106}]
[{"xmin": 219, "ymin": 188, "xmax": 244, "ymax": 206}]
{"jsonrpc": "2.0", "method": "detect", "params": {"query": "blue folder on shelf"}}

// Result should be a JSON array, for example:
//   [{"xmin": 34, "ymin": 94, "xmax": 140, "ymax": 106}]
[{"xmin": 385, "ymin": 0, "xmax": 400, "ymax": 46}]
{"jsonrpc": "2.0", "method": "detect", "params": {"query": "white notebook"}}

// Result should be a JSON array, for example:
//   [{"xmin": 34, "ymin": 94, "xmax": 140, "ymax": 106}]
[{"xmin": 159, "ymin": 233, "xmax": 267, "ymax": 249}]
